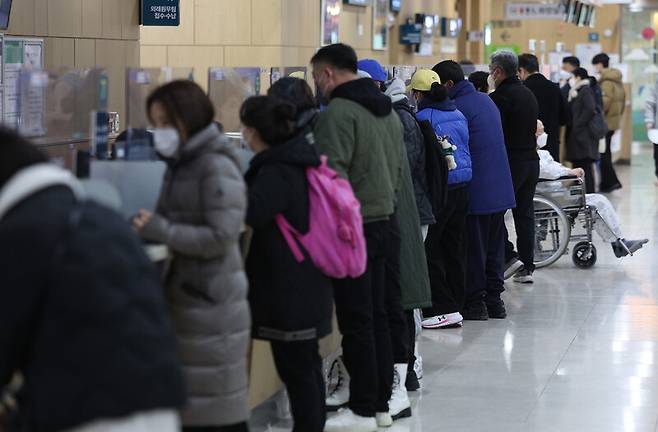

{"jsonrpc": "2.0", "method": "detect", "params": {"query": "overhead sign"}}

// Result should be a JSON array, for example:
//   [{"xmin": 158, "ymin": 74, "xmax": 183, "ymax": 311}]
[
  {"xmin": 399, "ymin": 24, "xmax": 421, "ymax": 45},
  {"xmin": 141, "ymin": 0, "xmax": 180, "ymax": 26},
  {"xmin": 505, "ymin": 2, "xmax": 566, "ymax": 20}
]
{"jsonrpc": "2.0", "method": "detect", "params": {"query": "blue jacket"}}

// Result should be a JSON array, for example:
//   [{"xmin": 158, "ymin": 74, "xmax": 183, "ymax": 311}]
[
  {"xmin": 416, "ymin": 98, "xmax": 472, "ymax": 186},
  {"xmin": 449, "ymin": 80, "xmax": 516, "ymax": 215}
]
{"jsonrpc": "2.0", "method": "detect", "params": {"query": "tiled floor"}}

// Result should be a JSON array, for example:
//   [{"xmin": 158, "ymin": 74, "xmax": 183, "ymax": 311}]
[{"xmin": 253, "ymin": 144, "xmax": 658, "ymax": 432}]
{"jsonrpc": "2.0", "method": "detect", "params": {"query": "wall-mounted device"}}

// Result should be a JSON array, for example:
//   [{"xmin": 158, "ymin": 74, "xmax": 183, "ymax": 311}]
[
  {"xmin": 343, "ymin": 0, "xmax": 369, "ymax": 6},
  {"xmin": 0, "ymin": 0, "xmax": 12, "ymax": 30},
  {"xmin": 440, "ymin": 17, "xmax": 462, "ymax": 38},
  {"xmin": 390, "ymin": 0, "xmax": 401, "ymax": 13}
]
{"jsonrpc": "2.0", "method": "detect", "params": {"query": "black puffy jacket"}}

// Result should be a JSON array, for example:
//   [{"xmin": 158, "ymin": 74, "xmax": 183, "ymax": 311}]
[
  {"xmin": 393, "ymin": 100, "xmax": 435, "ymax": 226},
  {"xmin": 245, "ymin": 135, "xmax": 333, "ymax": 341},
  {"xmin": 0, "ymin": 164, "xmax": 185, "ymax": 432}
]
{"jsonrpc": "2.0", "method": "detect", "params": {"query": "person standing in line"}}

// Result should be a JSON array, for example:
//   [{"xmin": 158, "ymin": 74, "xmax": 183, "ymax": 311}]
[
  {"xmin": 240, "ymin": 96, "xmax": 333, "ymax": 432},
  {"xmin": 487, "ymin": 50, "xmax": 540, "ymax": 284},
  {"xmin": 519, "ymin": 53, "xmax": 568, "ymax": 162},
  {"xmin": 0, "ymin": 129, "xmax": 185, "ymax": 432},
  {"xmin": 593, "ymin": 53, "xmax": 625, "ymax": 192},
  {"xmin": 410, "ymin": 70, "xmax": 472, "ymax": 330},
  {"xmin": 561, "ymin": 56, "xmax": 581, "ymax": 101},
  {"xmin": 644, "ymin": 77, "xmax": 658, "ymax": 185},
  {"xmin": 468, "ymin": 71, "xmax": 490, "ymax": 93},
  {"xmin": 312, "ymin": 43, "xmax": 404, "ymax": 432},
  {"xmin": 134, "ymin": 81, "xmax": 251, "ymax": 432},
  {"xmin": 566, "ymin": 68, "xmax": 599, "ymax": 193},
  {"xmin": 267, "ymin": 77, "xmax": 320, "ymax": 138},
  {"xmin": 433, "ymin": 60, "xmax": 516, "ymax": 321}
]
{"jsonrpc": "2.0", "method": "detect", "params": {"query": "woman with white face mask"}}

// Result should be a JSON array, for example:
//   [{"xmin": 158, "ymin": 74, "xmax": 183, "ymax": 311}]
[
  {"xmin": 566, "ymin": 68, "xmax": 599, "ymax": 193},
  {"xmin": 132, "ymin": 80, "xmax": 251, "ymax": 432}
]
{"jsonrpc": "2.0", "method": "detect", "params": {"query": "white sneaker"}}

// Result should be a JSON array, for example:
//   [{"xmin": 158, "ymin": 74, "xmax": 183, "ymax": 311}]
[
  {"xmin": 376, "ymin": 412, "xmax": 393, "ymax": 427},
  {"xmin": 325, "ymin": 408, "xmax": 377, "ymax": 432},
  {"xmin": 388, "ymin": 364, "xmax": 412, "ymax": 420},
  {"xmin": 413, "ymin": 344, "xmax": 423, "ymax": 381},
  {"xmin": 326, "ymin": 356, "xmax": 350, "ymax": 411},
  {"xmin": 421, "ymin": 312, "xmax": 463, "ymax": 329}
]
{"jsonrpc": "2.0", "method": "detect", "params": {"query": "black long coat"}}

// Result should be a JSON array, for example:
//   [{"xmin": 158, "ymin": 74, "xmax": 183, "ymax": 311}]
[
  {"xmin": 524, "ymin": 73, "xmax": 568, "ymax": 161},
  {"xmin": 245, "ymin": 135, "xmax": 333, "ymax": 341},
  {"xmin": 567, "ymin": 83, "xmax": 599, "ymax": 162}
]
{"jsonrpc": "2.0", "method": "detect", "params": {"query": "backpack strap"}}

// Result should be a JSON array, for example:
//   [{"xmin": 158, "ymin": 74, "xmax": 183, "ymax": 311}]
[{"xmin": 275, "ymin": 214, "xmax": 305, "ymax": 263}]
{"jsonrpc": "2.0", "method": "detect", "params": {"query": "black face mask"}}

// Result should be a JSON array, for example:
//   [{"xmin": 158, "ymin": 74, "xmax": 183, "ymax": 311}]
[
  {"xmin": 379, "ymin": 82, "xmax": 388, "ymax": 93},
  {"xmin": 315, "ymin": 83, "xmax": 330, "ymax": 107}
]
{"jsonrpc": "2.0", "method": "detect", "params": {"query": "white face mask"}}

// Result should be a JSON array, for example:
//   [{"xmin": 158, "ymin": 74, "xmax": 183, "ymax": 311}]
[
  {"xmin": 153, "ymin": 128, "xmax": 180, "ymax": 158},
  {"xmin": 487, "ymin": 74, "xmax": 497, "ymax": 92},
  {"xmin": 537, "ymin": 132, "xmax": 548, "ymax": 149},
  {"xmin": 568, "ymin": 77, "xmax": 577, "ymax": 88}
]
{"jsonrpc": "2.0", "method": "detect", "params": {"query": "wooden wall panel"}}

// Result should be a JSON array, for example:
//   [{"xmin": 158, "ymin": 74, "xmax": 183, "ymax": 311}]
[
  {"xmin": 122, "ymin": 0, "xmax": 141, "ymax": 40},
  {"xmin": 224, "ymin": 46, "xmax": 281, "ymax": 67},
  {"xmin": 252, "ymin": 0, "xmax": 281, "ymax": 46},
  {"xmin": 95, "ymin": 40, "xmax": 128, "ymax": 123},
  {"xmin": 48, "ymin": 0, "xmax": 82, "ymax": 38},
  {"xmin": 74, "ymin": 38, "xmax": 96, "ymax": 68},
  {"xmin": 282, "ymin": 0, "xmax": 320, "ymax": 47},
  {"xmin": 341, "ymin": 5, "xmax": 371, "ymax": 51},
  {"xmin": 195, "ymin": 0, "xmax": 252, "ymax": 46},
  {"xmin": 102, "ymin": 0, "xmax": 123, "ymax": 39},
  {"xmin": 6, "ymin": 0, "xmax": 35, "ymax": 36},
  {"xmin": 168, "ymin": 45, "xmax": 224, "ymax": 90},
  {"xmin": 82, "ymin": 0, "xmax": 102, "ymax": 38},
  {"xmin": 140, "ymin": 45, "xmax": 168, "ymax": 67},
  {"xmin": 34, "ymin": 0, "xmax": 49, "ymax": 37},
  {"xmin": 44, "ymin": 37, "xmax": 75, "ymax": 68}
]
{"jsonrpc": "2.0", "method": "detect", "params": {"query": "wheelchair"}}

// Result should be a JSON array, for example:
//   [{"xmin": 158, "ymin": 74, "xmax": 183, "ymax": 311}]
[{"xmin": 532, "ymin": 176, "xmax": 602, "ymax": 269}]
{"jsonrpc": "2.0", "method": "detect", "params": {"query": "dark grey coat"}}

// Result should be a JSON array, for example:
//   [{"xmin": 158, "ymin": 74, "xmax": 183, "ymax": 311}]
[
  {"xmin": 567, "ymin": 82, "xmax": 599, "ymax": 162},
  {"xmin": 141, "ymin": 123, "xmax": 250, "ymax": 427}
]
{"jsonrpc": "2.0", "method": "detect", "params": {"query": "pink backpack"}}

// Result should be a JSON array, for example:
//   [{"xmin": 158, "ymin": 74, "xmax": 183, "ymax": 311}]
[{"xmin": 276, "ymin": 155, "xmax": 367, "ymax": 279}]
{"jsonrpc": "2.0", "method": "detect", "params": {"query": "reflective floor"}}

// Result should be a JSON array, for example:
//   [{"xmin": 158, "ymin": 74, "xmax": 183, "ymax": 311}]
[{"xmin": 253, "ymin": 144, "xmax": 658, "ymax": 432}]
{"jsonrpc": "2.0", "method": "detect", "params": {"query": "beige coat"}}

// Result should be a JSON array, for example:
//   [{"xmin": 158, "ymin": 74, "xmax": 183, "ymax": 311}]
[
  {"xmin": 141, "ymin": 123, "xmax": 250, "ymax": 427},
  {"xmin": 599, "ymin": 68, "xmax": 626, "ymax": 131}
]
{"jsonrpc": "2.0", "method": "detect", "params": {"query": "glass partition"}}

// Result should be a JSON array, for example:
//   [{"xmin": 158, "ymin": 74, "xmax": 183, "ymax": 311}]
[
  {"xmin": 17, "ymin": 68, "xmax": 108, "ymax": 146},
  {"xmin": 208, "ymin": 67, "xmax": 261, "ymax": 134}
]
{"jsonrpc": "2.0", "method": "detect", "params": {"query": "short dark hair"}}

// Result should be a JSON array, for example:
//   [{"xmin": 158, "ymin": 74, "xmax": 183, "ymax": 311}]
[
  {"xmin": 518, "ymin": 53, "xmax": 539, "ymax": 73},
  {"xmin": 433, "ymin": 60, "xmax": 465, "ymax": 84},
  {"xmin": 562, "ymin": 56, "xmax": 580, "ymax": 68},
  {"xmin": 573, "ymin": 67, "xmax": 589, "ymax": 80},
  {"xmin": 310, "ymin": 44, "xmax": 358, "ymax": 73},
  {"xmin": 592, "ymin": 53, "xmax": 610, "ymax": 68},
  {"xmin": 0, "ymin": 127, "xmax": 48, "ymax": 189},
  {"xmin": 240, "ymin": 96, "xmax": 297, "ymax": 146},
  {"xmin": 268, "ymin": 77, "xmax": 317, "ymax": 113},
  {"xmin": 468, "ymin": 71, "xmax": 489, "ymax": 93},
  {"xmin": 147, "ymin": 80, "xmax": 215, "ymax": 142}
]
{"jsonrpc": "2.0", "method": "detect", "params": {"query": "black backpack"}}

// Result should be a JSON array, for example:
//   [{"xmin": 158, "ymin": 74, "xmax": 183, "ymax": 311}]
[{"xmin": 417, "ymin": 119, "xmax": 448, "ymax": 216}]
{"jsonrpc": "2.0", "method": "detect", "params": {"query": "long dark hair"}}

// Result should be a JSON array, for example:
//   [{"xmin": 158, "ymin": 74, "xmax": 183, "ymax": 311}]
[
  {"xmin": 240, "ymin": 96, "xmax": 297, "ymax": 146},
  {"xmin": 0, "ymin": 127, "xmax": 48, "ymax": 188},
  {"xmin": 146, "ymin": 80, "xmax": 215, "ymax": 142}
]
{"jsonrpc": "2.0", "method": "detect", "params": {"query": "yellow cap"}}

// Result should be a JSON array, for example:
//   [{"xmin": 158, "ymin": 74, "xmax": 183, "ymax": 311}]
[{"xmin": 407, "ymin": 69, "xmax": 441, "ymax": 92}]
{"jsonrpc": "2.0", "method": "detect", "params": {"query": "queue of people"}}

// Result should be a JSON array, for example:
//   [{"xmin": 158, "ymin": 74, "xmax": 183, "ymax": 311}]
[{"xmin": 0, "ymin": 43, "xmax": 645, "ymax": 432}]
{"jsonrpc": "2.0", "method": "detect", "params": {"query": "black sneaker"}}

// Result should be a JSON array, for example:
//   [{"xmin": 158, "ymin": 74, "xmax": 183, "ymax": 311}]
[
  {"xmin": 513, "ymin": 268, "xmax": 534, "ymax": 284},
  {"xmin": 405, "ymin": 369, "xmax": 420, "ymax": 392},
  {"xmin": 462, "ymin": 301, "xmax": 488, "ymax": 321},
  {"xmin": 504, "ymin": 258, "xmax": 524, "ymax": 280},
  {"xmin": 486, "ymin": 298, "xmax": 507, "ymax": 319}
]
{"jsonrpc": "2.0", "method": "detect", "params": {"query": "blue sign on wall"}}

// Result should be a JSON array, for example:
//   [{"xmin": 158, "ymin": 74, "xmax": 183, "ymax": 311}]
[{"xmin": 141, "ymin": 0, "xmax": 180, "ymax": 26}]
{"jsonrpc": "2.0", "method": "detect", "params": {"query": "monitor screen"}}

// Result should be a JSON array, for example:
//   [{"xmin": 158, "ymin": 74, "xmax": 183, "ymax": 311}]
[{"xmin": 0, "ymin": 0, "xmax": 12, "ymax": 30}]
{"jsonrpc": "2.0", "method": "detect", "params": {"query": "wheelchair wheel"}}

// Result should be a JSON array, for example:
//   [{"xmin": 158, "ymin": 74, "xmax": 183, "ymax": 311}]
[
  {"xmin": 533, "ymin": 195, "xmax": 571, "ymax": 269},
  {"xmin": 572, "ymin": 241, "xmax": 597, "ymax": 268}
]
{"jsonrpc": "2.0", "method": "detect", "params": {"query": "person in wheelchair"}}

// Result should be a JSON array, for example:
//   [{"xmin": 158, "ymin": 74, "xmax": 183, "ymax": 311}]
[{"xmin": 536, "ymin": 121, "xmax": 648, "ymax": 258}]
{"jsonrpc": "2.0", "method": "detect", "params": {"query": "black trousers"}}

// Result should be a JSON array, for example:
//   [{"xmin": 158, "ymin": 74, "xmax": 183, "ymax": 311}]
[
  {"xmin": 405, "ymin": 310, "xmax": 416, "ymax": 372},
  {"xmin": 571, "ymin": 159, "xmax": 595, "ymax": 193},
  {"xmin": 653, "ymin": 144, "xmax": 658, "ymax": 179},
  {"xmin": 271, "ymin": 339, "xmax": 326, "ymax": 432},
  {"xmin": 465, "ymin": 212, "xmax": 505, "ymax": 306},
  {"xmin": 599, "ymin": 130, "xmax": 622, "ymax": 190},
  {"xmin": 183, "ymin": 424, "xmax": 249, "ymax": 432},
  {"xmin": 385, "ymin": 211, "xmax": 409, "ymax": 364},
  {"xmin": 422, "ymin": 186, "xmax": 469, "ymax": 317},
  {"xmin": 504, "ymin": 159, "xmax": 539, "ymax": 273},
  {"xmin": 334, "ymin": 220, "xmax": 392, "ymax": 416}
]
